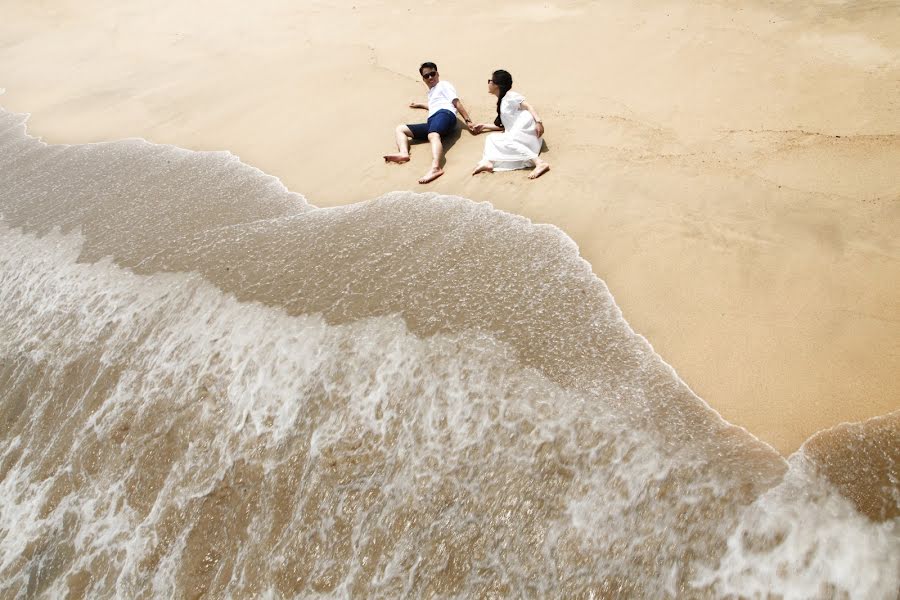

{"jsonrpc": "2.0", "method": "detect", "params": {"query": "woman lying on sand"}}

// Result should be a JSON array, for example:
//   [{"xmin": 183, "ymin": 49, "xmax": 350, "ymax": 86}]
[{"xmin": 471, "ymin": 69, "xmax": 550, "ymax": 179}]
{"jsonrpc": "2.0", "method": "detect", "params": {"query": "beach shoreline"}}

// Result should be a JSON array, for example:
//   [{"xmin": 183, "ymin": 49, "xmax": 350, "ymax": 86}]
[{"xmin": 3, "ymin": 0, "xmax": 898, "ymax": 454}]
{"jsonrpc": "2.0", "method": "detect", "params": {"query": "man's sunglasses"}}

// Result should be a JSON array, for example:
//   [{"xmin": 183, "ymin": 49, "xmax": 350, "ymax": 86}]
[{"xmin": 422, "ymin": 71, "xmax": 438, "ymax": 80}]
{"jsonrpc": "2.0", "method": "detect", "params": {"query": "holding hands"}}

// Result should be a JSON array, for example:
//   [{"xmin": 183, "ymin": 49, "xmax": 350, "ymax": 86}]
[
  {"xmin": 470, "ymin": 123, "xmax": 500, "ymax": 135},
  {"xmin": 472, "ymin": 121, "xmax": 542, "ymax": 136},
  {"xmin": 387, "ymin": 65, "xmax": 549, "ymax": 181}
]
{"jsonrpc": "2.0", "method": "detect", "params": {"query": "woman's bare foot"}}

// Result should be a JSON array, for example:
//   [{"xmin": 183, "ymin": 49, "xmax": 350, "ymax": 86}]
[
  {"xmin": 528, "ymin": 163, "xmax": 550, "ymax": 179},
  {"xmin": 383, "ymin": 153, "xmax": 410, "ymax": 163},
  {"xmin": 418, "ymin": 167, "xmax": 444, "ymax": 184},
  {"xmin": 471, "ymin": 161, "xmax": 494, "ymax": 176}
]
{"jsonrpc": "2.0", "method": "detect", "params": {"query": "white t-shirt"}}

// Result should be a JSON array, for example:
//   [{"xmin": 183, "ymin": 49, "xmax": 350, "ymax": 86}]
[{"xmin": 427, "ymin": 81, "xmax": 459, "ymax": 116}]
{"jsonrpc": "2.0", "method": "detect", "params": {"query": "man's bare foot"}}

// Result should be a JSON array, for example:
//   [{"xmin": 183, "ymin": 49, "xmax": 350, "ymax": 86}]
[
  {"xmin": 418, "ymin": 167, "xmax": 444, "ymax": 184},
  {"xmin": 471, "ymin": 161, "xmax": 494, "ymax": 176},
  {"xmin": 528, "ymin": 163, "xmax": 550, "ymax": 179},
  {"xmin": 384, "ymin": 153, "xmax": 410, "ymax": 163}
]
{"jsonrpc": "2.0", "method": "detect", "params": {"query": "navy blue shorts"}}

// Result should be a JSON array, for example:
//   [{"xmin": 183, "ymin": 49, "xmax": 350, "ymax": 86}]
[{"xmin": 408, "ymin": 109, "xmax": 457, "ymax": 140}]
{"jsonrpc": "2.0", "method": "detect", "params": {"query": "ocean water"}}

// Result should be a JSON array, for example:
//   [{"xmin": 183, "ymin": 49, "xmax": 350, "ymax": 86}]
[{"xmin": 0, "ymin": 104, "xmax": 897, "ymax": 599}]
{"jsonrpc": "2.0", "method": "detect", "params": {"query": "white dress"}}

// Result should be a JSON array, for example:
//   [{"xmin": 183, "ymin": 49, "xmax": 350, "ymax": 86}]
[{"xmin": 481, "ymin": 90, "xmax": 542, "ymax": 171}]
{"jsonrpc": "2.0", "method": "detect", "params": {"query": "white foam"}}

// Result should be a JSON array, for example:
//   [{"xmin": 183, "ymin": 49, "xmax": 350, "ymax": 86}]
[
  {"xmin": 0, "ymin": 215, "xmax": 895, "ymax": 596},
  {"xmin": 693, "ymin": 452, "xmax": 900, "ymax": 598}
]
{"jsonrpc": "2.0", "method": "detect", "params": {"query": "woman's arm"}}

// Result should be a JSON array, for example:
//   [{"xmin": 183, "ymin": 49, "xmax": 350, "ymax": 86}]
[
  {"xmin": 471, "ymin": 123, "xmax": 504, "ymax": 134},
  {"xmin": 520, "ymin": 101, "xmax": 545, "ymax": 137}
]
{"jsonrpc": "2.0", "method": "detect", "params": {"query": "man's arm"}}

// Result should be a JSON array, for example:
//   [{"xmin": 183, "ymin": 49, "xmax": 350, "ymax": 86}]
[
  {"xmin": 452, "ymin": 98, "xmax": 474, "ymax": 131},
  {"xmin": 409, "ymin": 101, "xmax": 427, "ymax": 109}
]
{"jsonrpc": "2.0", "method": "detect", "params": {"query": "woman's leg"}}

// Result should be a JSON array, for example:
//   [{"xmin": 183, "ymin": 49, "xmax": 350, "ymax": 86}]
[
  {"xmin": 528, "ymin": 156, "xmax": 550, "ymax": 179},
  {"xmin": 472, "ymin": 160, "xmax": 494, "ymax": 175},
  {"xmin": 473, "ymin": 134, "xmax": 500, "ymax": 175}
]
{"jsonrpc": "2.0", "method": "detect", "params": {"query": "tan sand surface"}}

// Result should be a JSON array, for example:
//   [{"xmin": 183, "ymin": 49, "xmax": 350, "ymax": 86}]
[{"xmin": 2, "ymin": 0, "xmax": 898, "ymax": 454}]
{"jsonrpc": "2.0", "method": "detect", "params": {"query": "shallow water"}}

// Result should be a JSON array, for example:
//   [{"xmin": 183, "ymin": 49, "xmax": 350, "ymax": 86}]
[{"xmin": 0, "ymin": 106, "xmax": 897, "ymax": 598}]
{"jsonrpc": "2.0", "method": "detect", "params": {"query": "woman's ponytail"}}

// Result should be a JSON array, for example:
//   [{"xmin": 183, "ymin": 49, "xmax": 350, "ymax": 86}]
[{"xmin": 491, "ymin": 70, "xmax": 513, "ymax": 128}]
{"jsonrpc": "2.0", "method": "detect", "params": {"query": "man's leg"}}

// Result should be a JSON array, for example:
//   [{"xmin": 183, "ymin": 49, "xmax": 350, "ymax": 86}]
[
  {"xmin": 418, "ymin": 132, "xmax": 444, "ymax": 183},
  {"xmin": 384, "ymin": 125, "xmax": 413, "ymax": 163}
]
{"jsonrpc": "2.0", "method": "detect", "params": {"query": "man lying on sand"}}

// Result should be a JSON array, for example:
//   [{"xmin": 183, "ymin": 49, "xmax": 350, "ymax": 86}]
[{"xmin": 383, "ymin": 62, "xmax": 474, "ymax": 184}]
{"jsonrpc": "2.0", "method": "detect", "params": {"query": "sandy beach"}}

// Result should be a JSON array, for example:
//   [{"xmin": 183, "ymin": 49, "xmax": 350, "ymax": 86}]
[{"xmin": 3, "ymin": 0, "xmax": 898, "ymax": 455}]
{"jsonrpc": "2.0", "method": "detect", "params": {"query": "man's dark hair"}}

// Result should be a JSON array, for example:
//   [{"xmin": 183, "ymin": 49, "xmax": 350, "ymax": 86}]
[{"xmin": 419, "ymin": 62, "xmax": 438, "ymax": 75}]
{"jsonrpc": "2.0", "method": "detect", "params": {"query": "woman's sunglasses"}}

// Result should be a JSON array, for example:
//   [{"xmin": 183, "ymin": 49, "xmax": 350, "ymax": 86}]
[{"xmin": 422, "ymin": 71, "xmax": 438, "ymax": 80}]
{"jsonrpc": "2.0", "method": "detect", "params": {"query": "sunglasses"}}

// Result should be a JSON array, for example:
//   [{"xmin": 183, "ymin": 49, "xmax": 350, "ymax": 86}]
[
  {"xmin": 422, "ymin": 71, "xmax": 438, "ymax": 80},
  {"xmin": 488, "ymin": 79, "xmax": 494, "ymax": 84}
]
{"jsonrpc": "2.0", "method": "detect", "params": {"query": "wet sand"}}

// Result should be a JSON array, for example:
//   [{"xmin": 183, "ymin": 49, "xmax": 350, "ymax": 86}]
[{"xmin": 2, "ymin": 0, "xmax": 898, "ymax": 454}]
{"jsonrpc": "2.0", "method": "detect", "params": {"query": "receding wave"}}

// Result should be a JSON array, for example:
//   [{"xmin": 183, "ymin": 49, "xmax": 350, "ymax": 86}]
[{"xmin": 1, "ymin": 105, "xmax": 897, "ymax": 598}]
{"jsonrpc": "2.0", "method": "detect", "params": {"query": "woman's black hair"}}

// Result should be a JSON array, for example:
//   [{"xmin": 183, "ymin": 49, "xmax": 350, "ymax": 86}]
[{"xmin": 491, "ymin": 69, "xmax": 513, "ymax": 128}]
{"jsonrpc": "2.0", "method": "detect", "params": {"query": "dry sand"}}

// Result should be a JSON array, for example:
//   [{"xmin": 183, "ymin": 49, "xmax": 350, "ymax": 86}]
[{"xmin": 2, "ymin": 0, "xmax": 898, "ymax": 454}]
